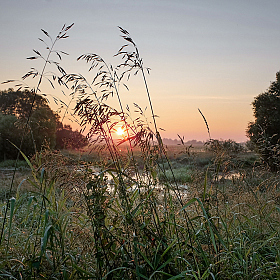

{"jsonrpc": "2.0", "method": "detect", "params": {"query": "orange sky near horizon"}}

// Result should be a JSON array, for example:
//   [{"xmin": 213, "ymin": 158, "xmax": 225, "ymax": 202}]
[{"xmin": 1, "ymin": 0, "xmax": 280, "ymax": 143}]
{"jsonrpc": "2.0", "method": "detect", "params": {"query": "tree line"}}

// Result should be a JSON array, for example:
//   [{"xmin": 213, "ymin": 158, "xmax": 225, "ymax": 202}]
[
  {"xmin": 0, "ymin": 89, "xmax": 88, "ymax": 160},
  {"xmin": 1, "ymin": 70, "xmax": 280, "ymax": 170}
]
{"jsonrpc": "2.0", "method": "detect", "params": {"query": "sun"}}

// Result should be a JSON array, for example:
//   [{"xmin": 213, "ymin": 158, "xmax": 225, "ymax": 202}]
[{"xmin": 116, "ymin": 127, "xmax": 125, "ymax": 136}]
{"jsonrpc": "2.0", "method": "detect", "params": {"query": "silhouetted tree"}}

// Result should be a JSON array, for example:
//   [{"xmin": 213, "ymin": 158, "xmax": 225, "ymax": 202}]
[
  {"xmin": 247, "ymin": 72, "xmax": 280, "ymax": 171},
  {"xmin": 56, "ymin": 124, "xmax": 88, "ymax": 149},
  {"xmin": 0, "ymin": 88, "xmax": 54, "ymax": 118},
  {"xmin": 0, "ymin": 89, "xmax": 88, "ymax": 158},
  {"xmin": 0, "ymin": 89, "xmax": 59, "ymax": 158}
]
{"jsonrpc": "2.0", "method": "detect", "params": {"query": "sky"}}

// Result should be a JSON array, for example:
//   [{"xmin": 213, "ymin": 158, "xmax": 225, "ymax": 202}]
[{"xmin": 1, "ymin": 0, "xmax": 280, "ymax": 142}]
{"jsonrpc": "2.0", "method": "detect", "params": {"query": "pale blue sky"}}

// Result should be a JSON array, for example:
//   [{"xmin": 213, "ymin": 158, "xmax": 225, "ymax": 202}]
[{"xmin": 1, "ymin": 0, "xmax": 280, "ymax": 141}]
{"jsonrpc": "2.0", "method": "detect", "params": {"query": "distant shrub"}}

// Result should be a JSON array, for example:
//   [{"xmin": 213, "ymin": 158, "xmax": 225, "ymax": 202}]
[
  {"xmin": 245, "ymin": 140, "xmax": 256, "ymax": 152},
  {"xmin": 56, "ymin": 124, "xmax": 88, "ymax": 150},
  {"xmin": 205, "ymin": 139, "xmax": 245, "ymax": 154}
]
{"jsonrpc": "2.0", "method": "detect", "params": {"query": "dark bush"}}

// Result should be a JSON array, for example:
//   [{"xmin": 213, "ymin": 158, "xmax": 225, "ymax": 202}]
[{"xmin": 56, "ymin": 124, "xmax": 88, "ymax": 149}]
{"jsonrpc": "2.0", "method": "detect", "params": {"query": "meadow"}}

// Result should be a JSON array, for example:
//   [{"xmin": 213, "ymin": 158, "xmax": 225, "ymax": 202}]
[
  {"xmin": 1, "ymin": 24, "xmax": 280, "ymax": 279},
  {"xmin": 1, "ymin": 145, "xmax": 280, "ymax": 279}
]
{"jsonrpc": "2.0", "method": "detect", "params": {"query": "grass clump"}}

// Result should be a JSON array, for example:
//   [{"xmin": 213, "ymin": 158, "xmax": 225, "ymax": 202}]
[{"xmin": 159, "ymin": 166, "xmax": 192, "ymax": 184}]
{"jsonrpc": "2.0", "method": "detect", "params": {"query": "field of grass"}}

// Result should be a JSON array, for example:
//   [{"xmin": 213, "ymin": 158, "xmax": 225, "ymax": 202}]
[{"xmin": 1, "ymin": 146, "xmax": 280, "ymax": 279}]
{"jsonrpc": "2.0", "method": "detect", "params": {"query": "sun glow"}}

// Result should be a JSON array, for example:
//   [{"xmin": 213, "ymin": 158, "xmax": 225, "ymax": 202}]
[{"xmin": 116, "ymin": 127, "xmax": 125, "ymax": 136}]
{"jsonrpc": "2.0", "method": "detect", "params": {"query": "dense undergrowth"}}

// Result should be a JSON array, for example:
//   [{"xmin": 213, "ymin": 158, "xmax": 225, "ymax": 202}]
[
  {"xmin": 1, "ymin": 24, "xmax": 280, "ymax": 279},
  {"xmin": 1, "ymin": 147, "xmax": 280, "ymax": 279}
]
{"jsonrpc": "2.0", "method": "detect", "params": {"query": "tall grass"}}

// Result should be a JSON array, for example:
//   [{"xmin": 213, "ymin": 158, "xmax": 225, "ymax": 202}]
[{"xmin": 1, "ymin": 25, "xmax": 280, "ymax": 279}]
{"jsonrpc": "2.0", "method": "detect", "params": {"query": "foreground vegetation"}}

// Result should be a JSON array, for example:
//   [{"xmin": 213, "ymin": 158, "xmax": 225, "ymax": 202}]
[
  {"xmin": 1, "ymin": 24, "xmax": 280, "ymax": 279},
  {"xmin": 1, "ymin": 147, "xmax": 280, "ymax": 279}
]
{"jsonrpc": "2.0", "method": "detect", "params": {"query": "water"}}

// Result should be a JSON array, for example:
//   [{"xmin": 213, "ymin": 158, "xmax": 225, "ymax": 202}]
[{"xmin": 76, "ymin": 165, "xmax": 189, "ymax": 199}]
